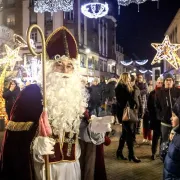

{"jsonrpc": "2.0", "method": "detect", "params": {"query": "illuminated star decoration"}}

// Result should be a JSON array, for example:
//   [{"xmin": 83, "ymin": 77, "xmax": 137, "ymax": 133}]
[
  {"xmin": 151, "ymin": 35, "xmax": 180, "ymax": 70},
  {"xmin": 0, "ymin": 45, "xmax": 22, "ymax": 71}
]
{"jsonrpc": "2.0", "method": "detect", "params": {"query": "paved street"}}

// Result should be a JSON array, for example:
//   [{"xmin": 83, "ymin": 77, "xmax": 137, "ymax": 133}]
[
  {"xmin": 0, "ymin": 124, "xmax": 163, "ymax": 180},
  {"xmin": 104, "ymin": 124, "xmax": 163, "ymax": 180}
]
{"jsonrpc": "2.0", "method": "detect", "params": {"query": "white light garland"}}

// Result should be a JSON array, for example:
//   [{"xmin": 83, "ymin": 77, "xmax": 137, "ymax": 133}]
[
  {"xmin": 81, "ymin": 2, "xmax": 109, "ymax": 19},
  {"xmin": 117, "ymin": 0, "xmax": 157, "ymax": 14},
  {"xmin": 34, "ymin": 0, "xmax": 74, "ymax": 14},
  {"xmin": 120, "ymin": 60, "xmax": 133, "ymax": 66},
  {"xmin": 139, "ymin": 69, "xmax": 147, "ymax": 73},
  {"xmin": 149, "ymin": 70, "xmax": 152, "ymax": 73},
  {"xmin": 135, "ymin": 59, "xmax": 148, "ymax": 65},
  {"xmin": 117, "ymin": 0, "xmax": 147, "ymax": 6}
]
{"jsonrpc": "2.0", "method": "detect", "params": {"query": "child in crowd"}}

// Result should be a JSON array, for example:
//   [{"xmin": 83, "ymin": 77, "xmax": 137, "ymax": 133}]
[{"xmin": 163, "ymin": 97, "xmax": 180, "ymax": 180}]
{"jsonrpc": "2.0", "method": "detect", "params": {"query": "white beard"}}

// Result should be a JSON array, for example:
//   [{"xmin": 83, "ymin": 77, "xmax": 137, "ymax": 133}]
[{"xmin": 46, "ymin": 62, "xmax": 88, "ymax": 137}]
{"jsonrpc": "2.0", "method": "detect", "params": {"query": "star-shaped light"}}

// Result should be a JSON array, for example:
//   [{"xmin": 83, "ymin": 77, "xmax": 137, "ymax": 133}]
[
  {"xmin": 0, "ymin": 44, "xmax": 22, "ymax": 71},
  {"xmin": 151, "ymin": 35, "xmax": 180, "ymax": 69}
]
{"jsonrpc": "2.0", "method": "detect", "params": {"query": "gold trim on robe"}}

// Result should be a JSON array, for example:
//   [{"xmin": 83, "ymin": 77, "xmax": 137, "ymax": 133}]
[
  {"xmin": 6, "ymin": 121, "xmax": 34, "ymax": 131},
  {"xmin": 49, "ymin": 132, "xmax": 77, "ymax": 164}
]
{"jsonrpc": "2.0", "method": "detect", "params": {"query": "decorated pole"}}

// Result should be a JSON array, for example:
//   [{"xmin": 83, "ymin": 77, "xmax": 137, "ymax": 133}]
[{"xmin": 27, "ymin": 24, "xmax": 51, "ymax": 180}]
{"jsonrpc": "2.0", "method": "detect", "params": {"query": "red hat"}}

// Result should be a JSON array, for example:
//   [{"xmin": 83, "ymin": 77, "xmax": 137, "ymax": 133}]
[{"xmin": 46, "ymin": 26, "xmax": 78, "ymax": 60}]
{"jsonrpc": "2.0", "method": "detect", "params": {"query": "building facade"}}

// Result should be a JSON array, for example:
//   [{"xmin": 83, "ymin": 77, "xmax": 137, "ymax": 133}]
[
  {"xmin": 0, "ymin": 0, "xmax": 124, "ymax": 82},
  {"xmin": 164, "ymin": 8, "xmax": 180, "ymax": 74}
]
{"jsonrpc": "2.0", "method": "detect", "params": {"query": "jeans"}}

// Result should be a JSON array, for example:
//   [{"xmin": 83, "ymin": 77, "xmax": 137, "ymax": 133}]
[{"xmin": 91, "ymin": 106, "xmax": 101, "ymax": 117}]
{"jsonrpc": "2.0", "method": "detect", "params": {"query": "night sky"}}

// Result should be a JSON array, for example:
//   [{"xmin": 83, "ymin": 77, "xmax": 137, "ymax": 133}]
[{"xmin": 112, "ymin": 0, "xmax": 180, "ymax": 68}]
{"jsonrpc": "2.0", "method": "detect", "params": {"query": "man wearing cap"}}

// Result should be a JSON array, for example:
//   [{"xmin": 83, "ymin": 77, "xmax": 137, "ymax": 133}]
[
  {"xmin": 156, "ymin": 73, "xmax": 180, "ymax": 160},
  {"xmin": 0, "ymin": 27, "xmax": 111, "ymax": 180},
  {"xmin": 147, "ymin": 77, "xmax": 163, "ymax": 160}
]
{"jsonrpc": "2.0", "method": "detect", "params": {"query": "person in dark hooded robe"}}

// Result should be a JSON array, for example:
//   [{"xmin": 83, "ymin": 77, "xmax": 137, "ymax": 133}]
[{"xmin": 0, "ymin": 84, "xmax": 43, "ymax": 180}]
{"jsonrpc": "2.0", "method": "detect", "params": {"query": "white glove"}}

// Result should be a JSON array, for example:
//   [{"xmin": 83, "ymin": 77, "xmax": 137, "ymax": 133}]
[
  {"xmin": 33, "ymin": 136, "xmax": 55, "ymax": 156},
  {"xmin": 90, "ymin": 115, "xmax": 113, "ymax": 133}
]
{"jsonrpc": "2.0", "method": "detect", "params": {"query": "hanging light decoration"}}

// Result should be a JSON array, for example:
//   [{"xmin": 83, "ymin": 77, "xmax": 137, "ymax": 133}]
[
  {"xmin": 81, "ymin": 1, "xmax": 109, "ymax": 19},
  {"xmin": 117, "ymin": 0, "xmax": 159, "ymax": 14},
  {"xmin": 120, "ymin": 60, "xmax": 133, "ymax": 66},
  {"xmin": 149, "ymin": 70, "xmax": 152, "ymax": 73},
  {"xmin": 135, "ymin": 59, "xmax": 148, "ymax": 65},
  {"xmin": 139, "ymin": 69, "xmax": 147, "ymax": 73},
  {"xmin": 34, "ymin": 0, "xmax": 74, "ymax": 14}
]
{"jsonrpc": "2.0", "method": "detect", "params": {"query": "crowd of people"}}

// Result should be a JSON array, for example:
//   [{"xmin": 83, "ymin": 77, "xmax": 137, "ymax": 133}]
[
  {"xmin": 0, "ymin": 25, "xmax": 180, "ymax": 180},
  {"xmin": 1, "ymin": 70, "xmax": 180, "ymax": 179},
  {"xmin": 86, "ymin": 72, "xmax": 180, "ymax": 179}
]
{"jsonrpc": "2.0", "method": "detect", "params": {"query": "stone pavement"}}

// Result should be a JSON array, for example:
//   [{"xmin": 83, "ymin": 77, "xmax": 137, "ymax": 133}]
[
  {"xmin": 0, "ymin": 124, "xmax": 163, "ymax": 180},
  {"xmin": 104, "ymin": 124, "xmax": 163, "ymax": 180}
]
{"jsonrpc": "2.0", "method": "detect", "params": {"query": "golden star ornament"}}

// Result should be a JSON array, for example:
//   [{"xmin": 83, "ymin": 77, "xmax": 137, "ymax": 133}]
[
  {"xmin": 0, "ymin": 44, "xmax": 22, "ymax": 70},
  {"xmin": 151, "ymin": 35, "xmax": 180, "ymax": 69}
]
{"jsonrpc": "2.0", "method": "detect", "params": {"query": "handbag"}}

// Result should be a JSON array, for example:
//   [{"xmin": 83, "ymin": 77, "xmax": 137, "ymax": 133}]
[{"xmin": 122, "ymin": 102, "xmax": 138, "ymax": 122}]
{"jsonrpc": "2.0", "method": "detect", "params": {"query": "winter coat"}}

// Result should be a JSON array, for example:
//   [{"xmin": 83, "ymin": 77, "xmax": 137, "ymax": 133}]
[
  {"xmin": 3, "ymin": 87, "xmax": 20, "ymax": 118},
  {"xmin": 132, "ymin": 85, "xmax": 143, "ymax": 117},
  {"xmin": 136, "ymin": 82, "xmax": 148, "ymax": 96},
  {"xmin": 115, "ymin": 83, "xmax": 136, "ymax": 123},
  {"xmin": 136, "ymin": 82, "xmax": 148, "ymax": 112},
  {"xmin": 104, "ymin": 79, "xmax": 117, "ymax": 101},
  {"xmin": 164, "ymin": 125, "xmax": 180, "ymax": 180},
  {"xmin": 156, "ymin": 87, "xmax": 180, "ymax": 125},
  {"xmin": 89, "ymin": 85, "xmax": 102, "ymax": 108},
  {"xmin": 99, "ymin": 81, "xmax": 106, "ymax": 104},
  {"xmin": 147, "ymin": 89, "xmax": 161, "ymax": 131}
]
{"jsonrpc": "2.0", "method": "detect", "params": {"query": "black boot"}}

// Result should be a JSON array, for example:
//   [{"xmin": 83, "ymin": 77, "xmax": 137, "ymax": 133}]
[
  {"xmin": 151, "ymin": 154, "xmax": 156, "ymax": 160},
  {"xmin": 116, "ymin": 150, "xmax": 127, "ymax": 160},
  {"xmin": 128, "ymin": 155, "xmax": 141, "ymax": 163}
]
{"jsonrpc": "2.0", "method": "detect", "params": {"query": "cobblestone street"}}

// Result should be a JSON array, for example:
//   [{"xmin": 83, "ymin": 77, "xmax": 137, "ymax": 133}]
[
  {"xmin": 0, "ymin": 124, "xmax": 163, "ymax": 180},
  {"xmin": 104, "ymin": 125, "xmax": 163, "ymax": 180}
]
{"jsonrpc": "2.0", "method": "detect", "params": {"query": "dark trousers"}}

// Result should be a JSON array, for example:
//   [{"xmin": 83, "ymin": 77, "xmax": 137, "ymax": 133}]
[
  {"xmin": 79, "ymin": 140, "xmax": 96, "ymax": 180},
  {"xmin": 117, "ymin": 122, "xmax": 134, "ymax": 157},
  {"xmin": 136, "ymin": 119, "xmax": 142, "ymax": 134},
  {"xmin": 152, "ymin": 129, "xmax": 161, "ymax": 155}
]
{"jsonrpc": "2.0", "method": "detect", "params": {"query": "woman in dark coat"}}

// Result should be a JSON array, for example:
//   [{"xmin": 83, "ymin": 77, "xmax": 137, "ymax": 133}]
[
  {"xmin": 115, "ymin": 73, "xmax": 141, "ymax": 163},
  {"xmin": 3, "ymin": 80, "xmax": 20, "ymax": 119},
  {"xmin": 163, "ymin": 97, "xmax": 180, "ymax": 180}
]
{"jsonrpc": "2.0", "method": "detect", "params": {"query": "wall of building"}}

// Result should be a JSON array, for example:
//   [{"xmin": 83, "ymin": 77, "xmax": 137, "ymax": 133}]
[
  {"xmin": 1, "ymin": 0, "xmax": 125, "ymax": 80},
  {"xmin": 165, "ymin": 8, "xmax": 180, "ymax": 73}
]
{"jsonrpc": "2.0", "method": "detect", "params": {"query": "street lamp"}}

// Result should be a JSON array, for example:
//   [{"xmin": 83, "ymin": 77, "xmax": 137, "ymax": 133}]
[{"xmin": 85, "ymin": 48, "xmax": 91, "ymax": 54}]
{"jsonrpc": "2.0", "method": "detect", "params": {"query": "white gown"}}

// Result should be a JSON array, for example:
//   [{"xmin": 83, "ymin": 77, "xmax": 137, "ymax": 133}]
[{"xmin": 34, "ymin": 141, "xmax": 81, "ymax": 180}]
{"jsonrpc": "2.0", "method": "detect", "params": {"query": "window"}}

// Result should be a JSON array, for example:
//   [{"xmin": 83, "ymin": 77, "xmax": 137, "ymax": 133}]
[
  {"xmin": 7, "ymin": 0, "xmax": 15, "ymax": 5},
  {"xmin": 100, "ymin": 60, "xmax": 103, "ymax": 71},
  {"xmin": 80, "ymin": 55, "xmax": 86, "ymax": 68},
  {"xmin": 94, "ymin": 60, "xmax": 99, "ymax": 70},
  {"xmin": 45, "ymin": 30, "xmax": 52, "ymax": 38},
  {"xmin": 30, "ymin": 11, "xmax": 37, "ymax": 25},
  {"xmin": 6, "ymin": 14, "xmax": 15, "ymax": 26},
  {"xmin": 45, "ymin": 12, "xmax": 52, "ymax": 24},
  {"xmin": 64, "ymin": 10, "xmax": 74, "ymax": 21},
  {"xmin": 104, "ymin": 61, "xmax": 107, "ymax": 72},
  {"xmin": 92, "ymin": 37, "xmax": 96, "ymax": 47},
  {"xmin": 93, "ymin": 19, "xmax": 96, "ymax": 29},
  {"xmin": 31, "ymin": 31, "xmax": 37, "ymax": 42},
  {"xmin": 112, "ymin": 66, "xmax": 116, "ymax": 73},
  {"xmin": 88, "ymin": 58, "xmax": 94, "ymax": 69}
]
